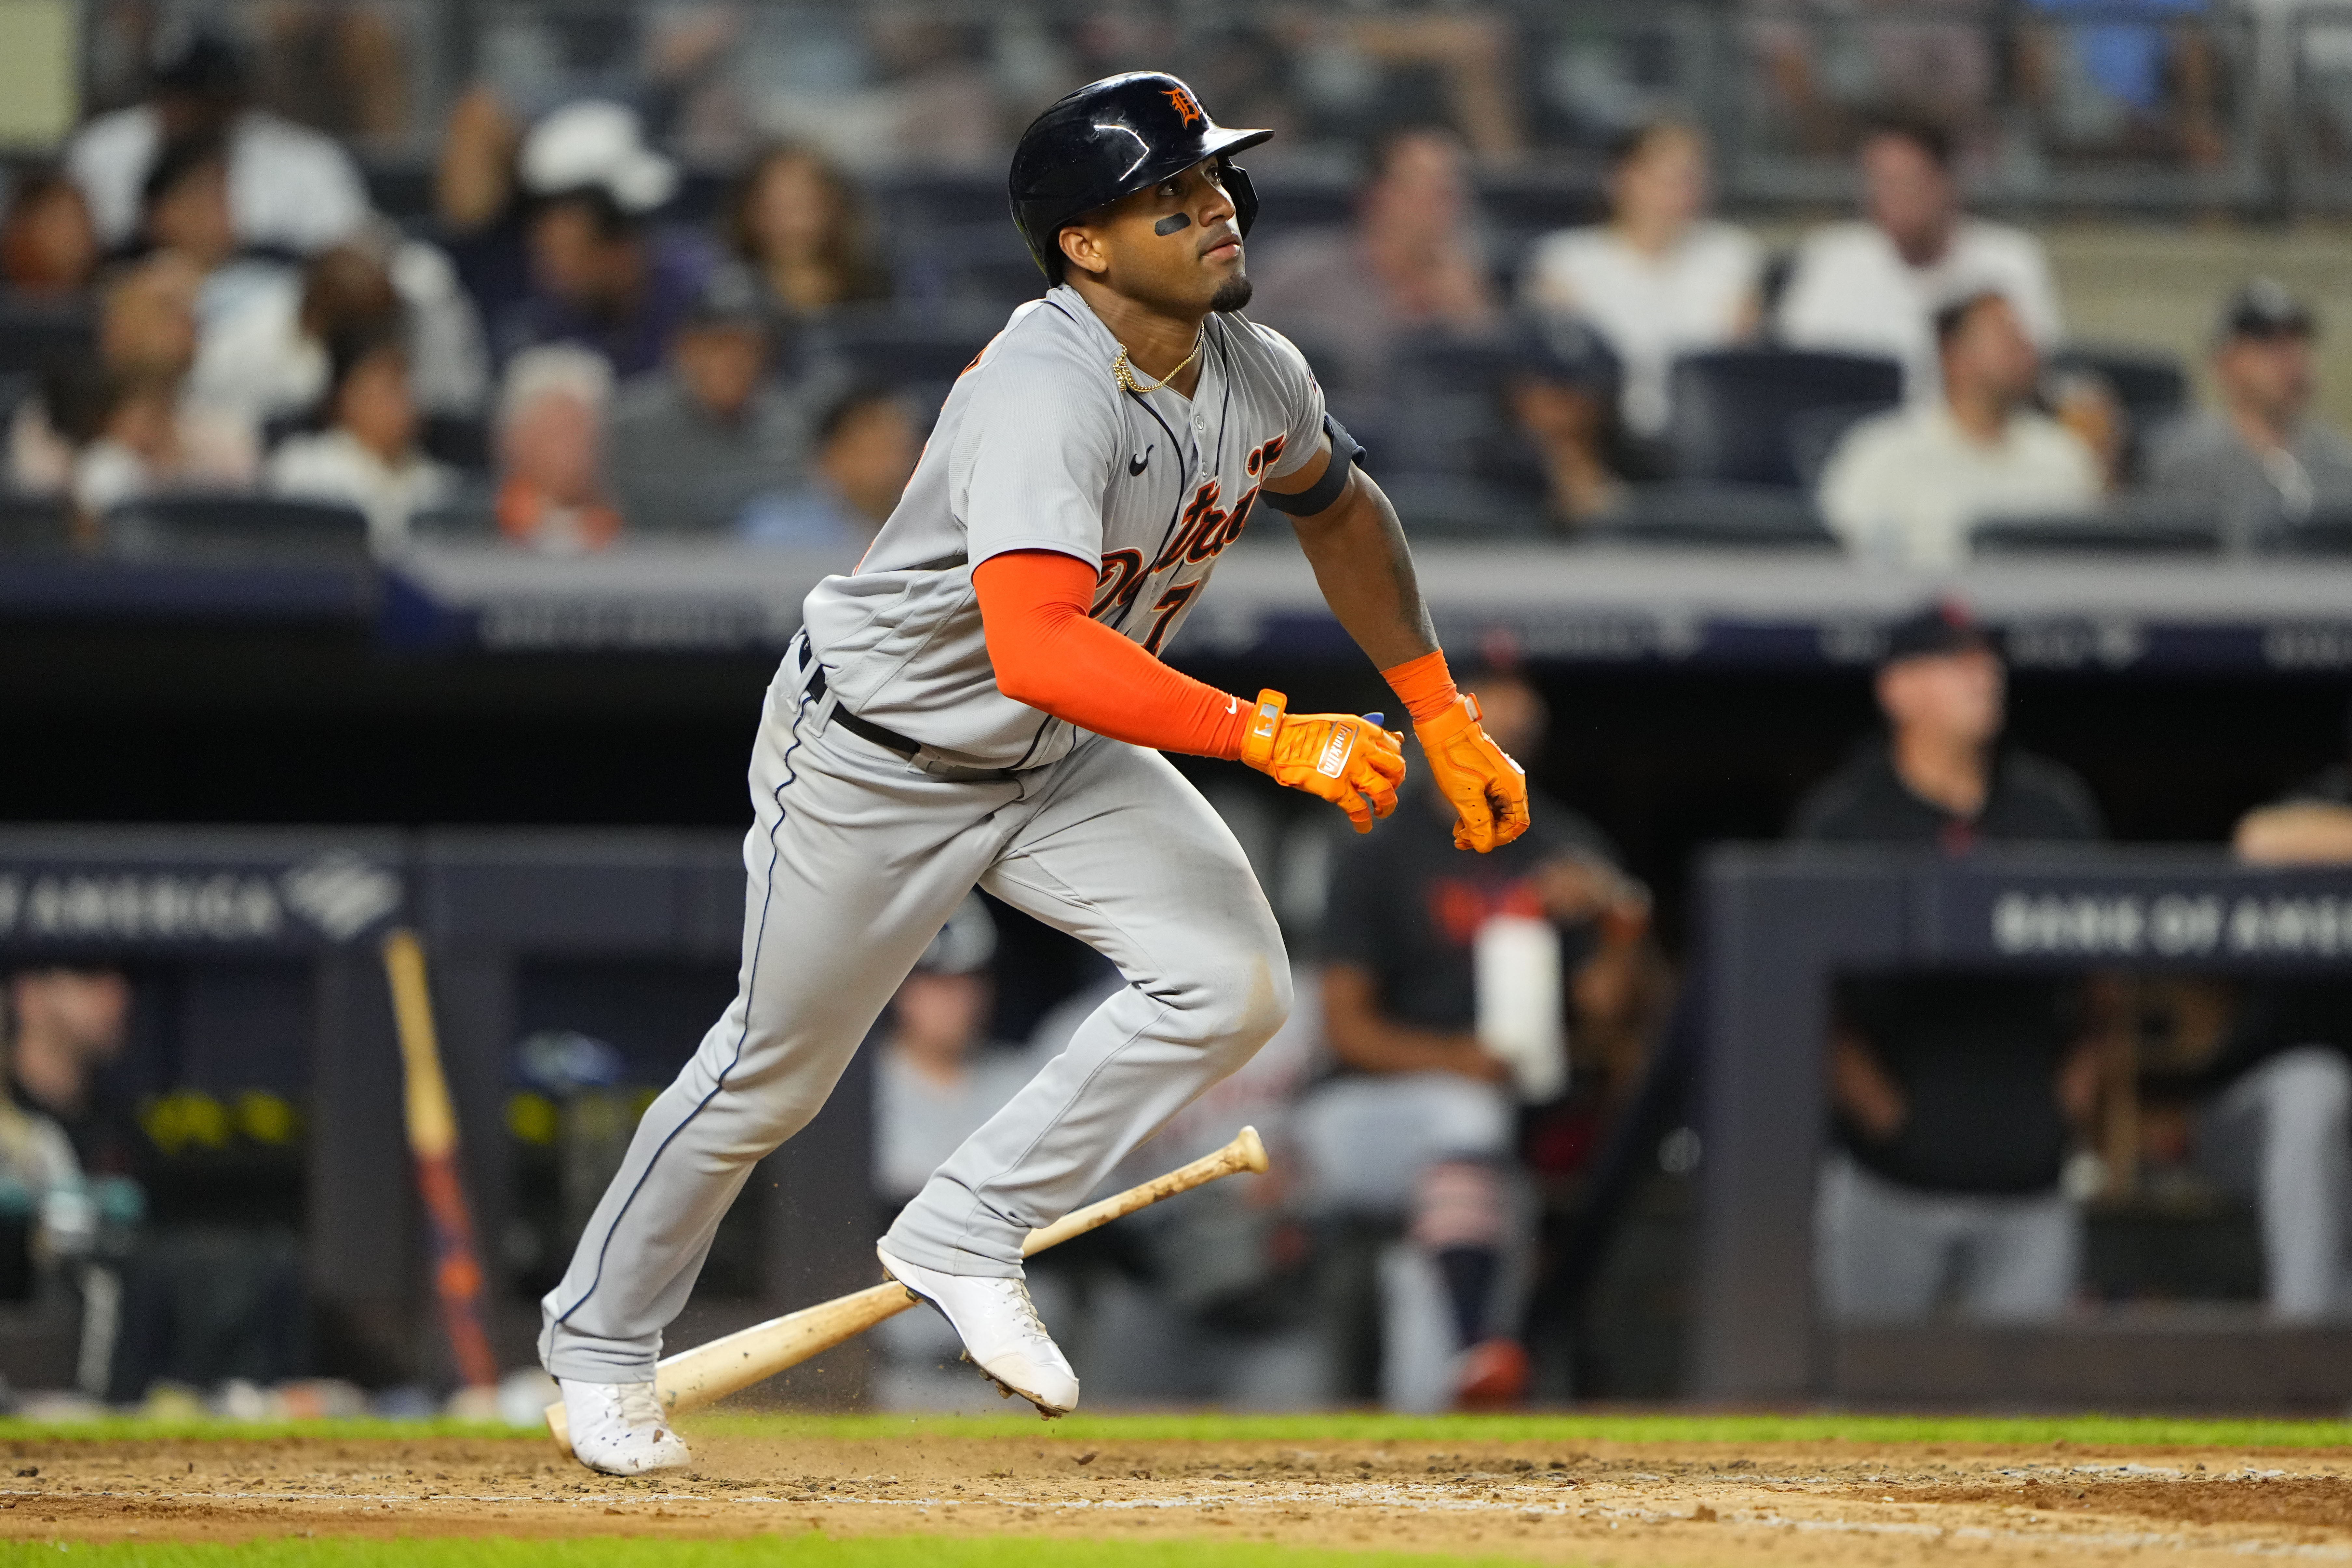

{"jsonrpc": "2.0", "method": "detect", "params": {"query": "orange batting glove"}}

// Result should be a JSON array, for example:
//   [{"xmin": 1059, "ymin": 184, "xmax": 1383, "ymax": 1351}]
[
  {"xmin": 1416, "ymin": 692, "xmax": 1530, "ymax": 852},
  {"xmin": 1383, "ymin": 650, "xmax": 1532, "ymax": 853},
  {"xmin": 1239, "ymin": 689, "xmax": 1406, "ymax": 833}
]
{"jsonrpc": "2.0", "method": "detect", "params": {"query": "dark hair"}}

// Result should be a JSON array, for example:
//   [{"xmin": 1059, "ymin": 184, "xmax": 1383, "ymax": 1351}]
[
  {"xmin": 530, "ymin": 185, "xmax": 640, "ymax": 243},
  {"xmin": 141, "ymin": 129, "xmax": 228, "ymax": 212},
  {"xmin": 1933, "ymin": 289, "xmax": 2006, "ymax": 345},
  {"xmin": 725, "ymin": 144, "xmax": 887, "ymax": 308},
  {"xmin": 816, "ymin": 386, "xmax": 904, "ymax": 448},
  {"xmin": 325, "ymin": 315, "xmax": 407, "ymax": 398},
  {"xmin": 1860, "ymin": 109, "xmax": 1954, "ymax": 172},
  {"xmin": 1606, "ymin": 118, "xmax": 1702, "ymax": 170}
]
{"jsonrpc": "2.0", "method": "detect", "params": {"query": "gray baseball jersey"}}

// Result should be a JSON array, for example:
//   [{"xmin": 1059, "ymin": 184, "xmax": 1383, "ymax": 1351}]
[{"xmin": 800, "ymin": 283, "xmax": 1326, "ymax": 769}]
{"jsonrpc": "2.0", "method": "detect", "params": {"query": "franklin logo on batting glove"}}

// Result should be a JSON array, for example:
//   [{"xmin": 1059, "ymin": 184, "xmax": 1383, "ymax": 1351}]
[{"xmin": 1240, "ymin": 689, "xmax": 1406, "ymax": 832}]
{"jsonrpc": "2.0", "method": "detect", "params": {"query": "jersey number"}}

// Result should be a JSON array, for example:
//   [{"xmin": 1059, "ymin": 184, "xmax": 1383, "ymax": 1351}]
[{"xmin": 1141, "ymin": 582, "xmax": 1201, "ymax": 656}]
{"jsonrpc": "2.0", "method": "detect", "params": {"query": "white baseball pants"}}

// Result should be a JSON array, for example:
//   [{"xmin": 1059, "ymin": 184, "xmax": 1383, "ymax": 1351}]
[{"xmin": 539, "ymin": 653, "xmax": 1289, "ymax": 1382}]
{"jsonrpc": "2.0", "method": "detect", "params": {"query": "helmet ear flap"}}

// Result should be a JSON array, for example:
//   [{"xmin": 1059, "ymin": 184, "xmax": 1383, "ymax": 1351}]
[{"xmin": 1221, "ymin": 159, "xmax": 1259, "ymax": 237}]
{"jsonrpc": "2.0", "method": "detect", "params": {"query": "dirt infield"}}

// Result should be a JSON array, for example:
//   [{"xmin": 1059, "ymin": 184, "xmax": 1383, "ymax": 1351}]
[{"xmin": 3, "ymin": 1423, "xmax": 2351, "ymax": 1565}]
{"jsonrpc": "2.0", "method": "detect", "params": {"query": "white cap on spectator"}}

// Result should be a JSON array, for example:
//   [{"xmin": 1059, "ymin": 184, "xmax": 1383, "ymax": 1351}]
[
  {"xmin": 519, "ymin": 101, "xmax": 678, "ymax": 215},
  {"xmin": 498, "ymin": 343, "xmax": 614, "ymax": 429}
]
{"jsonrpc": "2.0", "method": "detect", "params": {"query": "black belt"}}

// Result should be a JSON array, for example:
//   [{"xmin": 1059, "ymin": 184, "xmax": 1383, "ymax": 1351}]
[{"xmin": 799, "ymin": 638, "xmax": 1017, "ymax": 780}]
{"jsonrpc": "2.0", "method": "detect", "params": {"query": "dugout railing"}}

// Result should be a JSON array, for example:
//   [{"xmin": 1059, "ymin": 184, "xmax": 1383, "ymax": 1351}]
[
  {"xmin": 0, "ymin": 826, "xmax": 873, "ymax": 1402},
  {"xmin": 1697, "ymin": 845, "xmax": 2352, "ymax": 1409}
]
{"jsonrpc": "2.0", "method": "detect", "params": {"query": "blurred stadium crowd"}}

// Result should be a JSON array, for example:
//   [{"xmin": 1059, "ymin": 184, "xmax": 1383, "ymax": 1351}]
[{"xmin": 2, "ymin": 0, "xmax": 2352, "ymax": 1418}]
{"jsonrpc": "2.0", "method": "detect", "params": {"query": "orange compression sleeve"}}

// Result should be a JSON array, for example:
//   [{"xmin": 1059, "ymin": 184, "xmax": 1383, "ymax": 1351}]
[
  {"xmin": 973, "ymin": 550, "xmax": 1250, "ymax": 761},
  {"xmin": 1380, "ymin": 648, "xmax": 1460, "ymax": 725}
]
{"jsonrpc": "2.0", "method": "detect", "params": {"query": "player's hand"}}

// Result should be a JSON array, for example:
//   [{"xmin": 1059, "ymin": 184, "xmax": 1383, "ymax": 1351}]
[
  {"xmin": 1239, "ymin": 689, "xmax": 1405, "ymax": 833},
  {"xmin": 1413, "ymin": 692, "xmax": 1530, "ymax": 852}
]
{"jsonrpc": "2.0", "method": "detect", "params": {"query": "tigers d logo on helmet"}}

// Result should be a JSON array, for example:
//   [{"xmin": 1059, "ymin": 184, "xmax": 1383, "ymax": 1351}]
[{"xmin": 1163, "ymin": 86, "xmax": 1204, "ymax": 127}]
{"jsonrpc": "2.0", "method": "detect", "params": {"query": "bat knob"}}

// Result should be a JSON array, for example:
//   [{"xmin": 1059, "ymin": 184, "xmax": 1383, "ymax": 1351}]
[
  {"xmin": 1235, "ymin": 1125, "xmax": 1269, "ymax": 1173},
  {"xmin": 1362, "ymin": 711, "xmax": 1384, "ymax": 727}
]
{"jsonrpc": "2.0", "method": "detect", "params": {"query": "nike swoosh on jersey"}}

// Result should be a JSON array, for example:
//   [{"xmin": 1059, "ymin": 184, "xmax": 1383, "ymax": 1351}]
[{"xmin": 1128, "ymin": 446, "xmax": 1152, "ymax": 476}]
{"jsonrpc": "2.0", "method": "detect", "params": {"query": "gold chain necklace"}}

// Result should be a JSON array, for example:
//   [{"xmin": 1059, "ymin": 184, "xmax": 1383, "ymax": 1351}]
[{"xmin": 1111, "ymin": 330, "xmax": 1203, "ymax": 395}]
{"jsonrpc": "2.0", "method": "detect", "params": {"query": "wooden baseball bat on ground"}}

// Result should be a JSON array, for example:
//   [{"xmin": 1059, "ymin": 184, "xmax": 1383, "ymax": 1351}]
[
  {"xmin": 382, "ymin": 928, "xmax": 502, "ymax": 1395},
  {"xmin": 544, "ymin": 1125, "xmax": 1270, "ymax": 1449}
]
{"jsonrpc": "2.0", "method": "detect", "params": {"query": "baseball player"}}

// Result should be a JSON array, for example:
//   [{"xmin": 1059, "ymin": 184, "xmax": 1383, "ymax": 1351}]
[{"xmin": 538, "ymin": 71, "xmax": 1531, "ymax": 1474}]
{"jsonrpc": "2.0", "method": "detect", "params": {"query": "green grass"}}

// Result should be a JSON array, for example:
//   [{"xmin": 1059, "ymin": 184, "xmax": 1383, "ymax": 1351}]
[
  {"xmin": 0, "ymin": 1409, "xmax": 2349, "ymax": 1450},
  {"xmin": 0, "ymin": 1541, "xmax": 1532, "ymax": 1568}
]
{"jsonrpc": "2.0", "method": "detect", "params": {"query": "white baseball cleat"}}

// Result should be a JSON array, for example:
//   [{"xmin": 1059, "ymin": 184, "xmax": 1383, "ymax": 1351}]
[
  {"xmin": 876, "ymin": 1244, "xmax": 1080, "ymax": 1416},
  {"xmin": 560, "ymin": 1378, "xmax": 692, "ymax": 1475}
]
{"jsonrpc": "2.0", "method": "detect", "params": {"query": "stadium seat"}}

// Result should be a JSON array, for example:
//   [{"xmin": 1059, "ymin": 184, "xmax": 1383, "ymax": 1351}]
[
  {"xmin": 1786, "ymin": 401, "xmax": 1897, "ymax": 491},
  {"xmin": 101, "ymin": 494, "xmax": 373, "ymax": 563},
  {"xmin": 0, "ymin": 298, "xmax": 95, "ymax": 376},
  {"xmin": 1591, "ymin": 483, "xmax": 1841, "ymax": 547},
  {"xmin": 2046, "ymin": 344, "xmax": 2190, "ymax": 428},
  {"xmin": 1970, "ymin": 509, "xmax": 2224, "ymax": 558},
  {"xmin": 0, "ymin": 492, "xmax": 74, "ymax": 556},
  {"xmin": 1665, "ymin": 349, "xmax": 1903, "ymax": 487}
]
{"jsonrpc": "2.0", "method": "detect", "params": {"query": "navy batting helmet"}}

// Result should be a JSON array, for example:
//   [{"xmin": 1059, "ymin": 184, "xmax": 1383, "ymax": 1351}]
[{"xmin": 1009, "ymin": 72, "xmax": 1271, "ymax": 284}]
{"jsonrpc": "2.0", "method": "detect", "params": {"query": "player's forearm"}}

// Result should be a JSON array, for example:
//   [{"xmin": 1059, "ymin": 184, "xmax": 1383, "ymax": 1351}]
[
  {"xmin": 975, "ymin": 550, "xmax": 1249, "ymax": 759},
  {"xmin": 1289, "ymin": 473, "xmax": 1439, "ymax": 672}
]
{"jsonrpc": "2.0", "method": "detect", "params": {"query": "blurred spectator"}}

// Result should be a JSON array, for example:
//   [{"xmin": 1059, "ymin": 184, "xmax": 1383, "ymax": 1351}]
[
  {"xmin": 2020, "ymin": 0, "xmax": 2223, "ymax": 166},
  {"xmin": 1284, "ymin": 10, "xmax": 1527, "ymax": 158},
  {"xmin": 1299, "ymin": 665, "xmax": 1653, "ymax": 1409},
  {"xmin": 494, "ymin": 344, "xmax": 620, "ymax": 551},
  {"xmin": 1796, "ymin": 604, "xmax": 2104, "ymax": 1322},
  {"xmin": 2146, "ymin": 280, "xmax": 2352, "ymax": 539},
  {"xmin": 435, "ymin": 85, "xmax": 534, "ymax": 337},
  {"xmin": 1749, "ymin": 0, "xmax": 1996, "ymax": 155},
  {"xmin": 138, "ymin": 130, "xmax": 308, "ymax": 428},
  {"xmin": 495, "ymin": 101, "xmax": 714, "ymax": 381},
  {"xmin": 607, "ymin": 265, "xmax": 806, "ymax": 536},
  {"xmin": 0, "ymin": 170, "xmax": 100, "ymax": 299},
  {"xmin": 6, "ymin": 966, "xmax": 134, "ymax": 1179},
  {"xmin": 65, "ymin": 23, "xmax": 369, "ymax": 257},
  {"xmin": 1247, "ymin": 129, "xmax": 1498, "ymax": 399},
  {"xmin": 200, "ymin": 237, "xmax": 492, "ymax": 434},
  {"xmin": 1778, "ymin": 115, "xmax": 2064, "ymax": 401},
  {"xmin": 1521, "ymin": 121, "xmax": 1761, "ymax": 439},
  {"xmin": 1819, "ymin": 291, "xmax": 2100, "ymax": 568},
  {"xmin": 9, "ymin": 254, "xmax": 258, "ymax": 507},
  {"xmin": 265, "ymin": 322, "xmax": 455, "ymax": 555},
  {"xmin": 727, "ymin": 145, "xmax": 890, "ymax": 330},
  {"xmin": 740, "ymin": 388, "xmax": 919, "ymax": 551},
  {"xmin": 1483, "ymin": 321, "xmax": 1655, "ymax": 533}
]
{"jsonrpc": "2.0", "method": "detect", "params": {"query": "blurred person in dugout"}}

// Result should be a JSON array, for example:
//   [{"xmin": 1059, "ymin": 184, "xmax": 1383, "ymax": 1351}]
[
  {"xmin": 870, "ymin": 898, "xmax": 1036, "ymax": 1409},
  {"xmin": 9, "ymin": 253, "xmax": 258, "ymax": 514},
  {"xmin": 1520, "ymin": 120, "xmax": 1762, "ymax": 442},
  {"xmin": 2202, "ymin": 705, "xmax": 2352, "ymax": 1320},
  {"xmin": 495, "ymin": 344, "xmax": 622, "ymax": 551},
  {"xmin": 607, "ymin": 264, "xmax": 808, "ymax": 536},
  {"xmin": 1819, "ymin": 290, "xmax": 2101, "ymax": 570},
  {"xmin": 1245, "ymin": 128, "xmax": 1499, "ymax": 404},
  {"xmin": 66, "ymin": 23, "xmax": 369, "ymax": 258},
  {"xmin": 738, "ymin": 387, "xmax": 920, "ymax": 553},
  {"xmin": 494, "ymin": 101, "xmax": 715, "ymax": 382},
  {"xmin": 1778, "ymin": 114, "xmax": 2064, "ymax": 402},
  {"xmin": 2147, "ymin": 280, "xmax": 2352, "ymax": 543},
  {"xmin": 1298, "ymin": 661, "xmax": 1656, "ymax": 1410},
  {"xmin": 0, "ymin": 966, "xmax": 138, "ymax": 1324},
  {"xmin": 1797, "ymin": 604, "xmax": 2105, "ymax": 1322}
]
